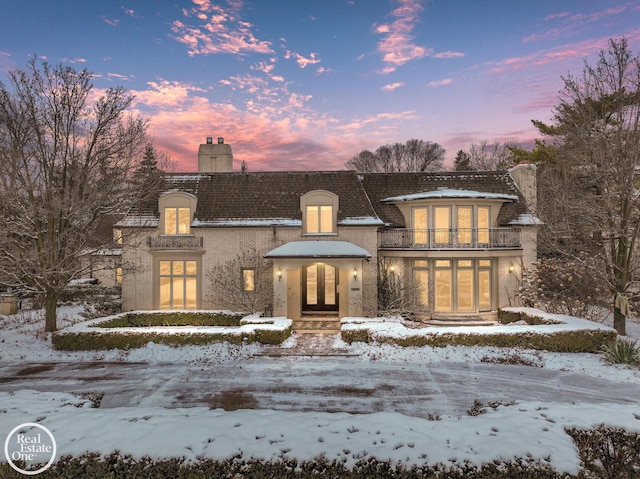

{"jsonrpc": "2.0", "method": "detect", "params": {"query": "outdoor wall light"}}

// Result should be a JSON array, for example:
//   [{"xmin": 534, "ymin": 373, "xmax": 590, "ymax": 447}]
[
  {"xmin": 389, "ymin": 265, "xmax": 396, "ymax": 274},
  {"xmin": 508, "ymin": 264, "xmax": 515, "ymax": 273},
  {"xmin": 277, "ymin": 269, "xmax": 282, "ymax": 281},
  {"xmin": 353, "ymin": 268, "xmax": 358, "ymax": 281}
]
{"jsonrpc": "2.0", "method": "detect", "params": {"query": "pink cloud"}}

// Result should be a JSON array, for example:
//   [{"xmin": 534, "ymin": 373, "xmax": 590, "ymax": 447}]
[
  {"xmin": 428, "ymin": 78, "xmax": 452, "ymax": 87},
  {"xmin": 433, "ymin": 51, "xmax": 464, "ymax": 59},
  {"xmin": 544, "ymin": 11, "xmax": 570, "ymax": 21},
  {"xmin": 381, "ymin": 82, "xmax": 404, "ymax": 91},
  {"xmin": 101, "ymin": 16, "xmax": 120, "ymax": 27},
  {"xmin": 127, "ymin": 78, "xmax": 417, "ymax": 171},
  {"xmin": 374, "ymin": 0, "xmax": 428, "ymax": 72},
  {"xmin": 172, "ymin": 0, "xmax": 273, "ymax": 56},
  {"xmin": 285, "ymin": 51, "xmax": 321, "ymax": 68}
]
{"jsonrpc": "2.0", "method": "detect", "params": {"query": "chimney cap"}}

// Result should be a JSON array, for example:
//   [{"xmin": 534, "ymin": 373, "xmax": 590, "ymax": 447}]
[
  {"xmin": 218, "ymin": 137, "xmax": 224, "ymax": 144},
  {"xmin": 206, "ymin": 136, "xmax": 212, "ymax": 144}
]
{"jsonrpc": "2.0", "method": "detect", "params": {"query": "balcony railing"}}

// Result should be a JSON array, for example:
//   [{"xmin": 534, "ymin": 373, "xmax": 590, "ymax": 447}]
[
  {"xmin": 147, "ymin": 235, "xmax": 203, "ymax": 249},
  {"xmin": 379, "ymin": 228, "xmax": 521, "ymax": 250}
]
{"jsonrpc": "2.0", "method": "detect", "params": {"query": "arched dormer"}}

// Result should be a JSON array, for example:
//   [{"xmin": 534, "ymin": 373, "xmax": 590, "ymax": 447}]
[
  {"xmin": 158, "ymin": 191, "xmax": 197, "ymax": 235},
  {"xmin": 300, "ymin": 190, "xmax": 339, "ymax": 235}
]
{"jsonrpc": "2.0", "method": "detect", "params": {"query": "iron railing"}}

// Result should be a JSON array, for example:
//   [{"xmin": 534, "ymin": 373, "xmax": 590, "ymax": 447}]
[
  {"xmin": 147, "ymin": 235, "xmax": 203, "ymax": 249},
  {"xmin": 379, "ymin": 228, "xmax": 521, "ymax": 249}
]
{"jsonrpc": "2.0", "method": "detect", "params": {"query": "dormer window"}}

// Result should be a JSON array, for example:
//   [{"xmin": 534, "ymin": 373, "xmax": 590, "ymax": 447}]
[
  {"xmin": 158, "ymin": 191, "xmax": 197, "ymax": 236},
  {"xmin": 165, "ymin": 207, "xmax": 191, "ymax": 235},
  {"xmin": 301, "ymin": 190, "xmax": 339, "ymax": 235}
]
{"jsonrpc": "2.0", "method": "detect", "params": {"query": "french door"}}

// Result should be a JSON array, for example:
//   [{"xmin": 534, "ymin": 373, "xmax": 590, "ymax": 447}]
[{"xmin": 302, "ymin": 263, "xmax": 339, "ymax": 312}]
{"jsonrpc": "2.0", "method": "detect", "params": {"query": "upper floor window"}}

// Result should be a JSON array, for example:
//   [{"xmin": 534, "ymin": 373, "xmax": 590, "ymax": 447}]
[
  {"xmin": 300, "ymin": 190, "xmax": 339, "ymax": 235},
  {"xmin": 158, "ymin": 191, "xmax": 197, "ymax": 236},
  {"xmin": 165, "ymin": 207, "xmax": 191, "ymax": 235},
  {"xmin": 306, "ymin": 205, "xmax": 333, "ymax": 234}
]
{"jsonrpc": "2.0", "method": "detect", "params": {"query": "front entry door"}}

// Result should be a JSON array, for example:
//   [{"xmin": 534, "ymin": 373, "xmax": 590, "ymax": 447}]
[{"xmin": 302, "ymin": 263, "xmax": 339, "ymax": 312}]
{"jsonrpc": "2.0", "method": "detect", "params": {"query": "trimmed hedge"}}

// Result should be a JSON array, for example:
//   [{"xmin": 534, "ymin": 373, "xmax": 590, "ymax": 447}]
[
  {"xmin": 95, "ymin": 311, "xmax": 243, "ymax": 328},
  {"xmin": 52, "ymin": 312, "xmax": 292, "ymax": 350},
  {"xmin": 52, "ymin": 326, "xmax": 291, "ymax": 351},
  {"xmin": 342, "ymin": 309, "xmax": 616, "ymax": 352}
]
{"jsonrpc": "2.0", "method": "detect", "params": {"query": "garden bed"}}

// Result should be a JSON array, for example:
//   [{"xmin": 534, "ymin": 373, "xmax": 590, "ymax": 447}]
[
  {"xmin": 341, "ymin": 307, "xmax": 617, "ymax": 352},
  {"xmin": 52, "ymin": 311, "xmax": 292, "ymax": 351}
]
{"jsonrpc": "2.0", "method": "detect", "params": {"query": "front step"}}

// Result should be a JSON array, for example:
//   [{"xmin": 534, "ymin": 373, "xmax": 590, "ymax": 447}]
[{"xmin": 294, "ymin": 316, "xmax": 341, "ymax": 334}]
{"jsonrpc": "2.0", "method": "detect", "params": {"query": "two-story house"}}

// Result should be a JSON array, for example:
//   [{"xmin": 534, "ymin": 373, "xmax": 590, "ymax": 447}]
[{"xmin": 116, "ymin": 138, "xmax": 538, "ymax": 325}]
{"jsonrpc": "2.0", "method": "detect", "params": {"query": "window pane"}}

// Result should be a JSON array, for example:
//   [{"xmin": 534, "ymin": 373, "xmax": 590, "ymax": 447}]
[
  {"xmin": 414, "ymin": 259, "xmax": 428, "ymax": 268},
  {"xmin": 458, "ymin": 260, "xmax": 472, "ymax": 268},
  {"xmin": 307, "ymin": 206, "xmax": 319, "ymax": 234},
  {"xmin": 479, "ymin": 259, "xmax": 491, "ymax": 268},
  {"xmin": 457, "ymin": 269, "xmax": 474, "ymax": 312},
  {"xmin": 178, "ymin": 208, "xmax": 191, "ymax": 234},
  {"xmin": 306, "ymin": 265, "xmax": 318, "ymax": 305},
  {"xmin": 413, "ymin": 208, "xmax": 428, "ymax": 244},
  {"xmin": 172, "ymin": 261, "xmax": 184, "ymax": 275},
  {"xmin": 116, "ymin": 267, "xmax": 123, "ymax": 284},
  {"xmin": 243, "ymin": 269, "xmax": 255, "ymax": 291},
  {"xmin": 324, "ymin": 265, "xmax": 336, "ymax": 305},
  {"xmin": 413, "ymin": 270, "xmax": 429, "ymax": 309},
  {"xmin": 173, "ymin": 277, "xmax": 184, "ymax": 309},
  {"xmin": 479, "ymin": 270, "xmax": 491, "ymax": 311},
  {"xmin": 478, "ymin": 207, "xmax": 490, "ymax": 243},
  {"xmin": 320, "ymin": 206, "xmax": 333, "ymax": 233},
  {"xmin": 186, "ymin": 261, "xmax": 197, "ymax": 275},
  {"xmin": 160, "ymin": 261, "xmax": 171, "ymax": 276},
  {"xmin": 457, "ymin": 207, "xmax": 472, "ymax": 243},
  {"xmin": 435, "ymin": 269, "xmax": 452, "ymax": 312},
  {"xmin": 159, "ymin": 277, "xmax": 171, "ymax": 309},
  {"xmin": 435, "ymin": 260, "xmax": 450, "ymax": 268},
  {"xmin": 165, "ymin": 208, "xmax": 177, "ymax": 235},
  {"xmin": 185, "ymin": 277, "xmax": 197, "ymax": 309},
  {"xmin": 434, "ymin": 207, "xmax": 450, "ymax": 244}
]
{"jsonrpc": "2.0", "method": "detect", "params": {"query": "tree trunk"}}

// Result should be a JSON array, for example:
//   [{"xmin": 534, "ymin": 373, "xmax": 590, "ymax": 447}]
[
  {"xmin": 613, "ymin": 306, "xmax": 626, "ymax": 336},
  {"xmin": 44, "ymin": 290, "xmax": 58, "ymax": 333}
]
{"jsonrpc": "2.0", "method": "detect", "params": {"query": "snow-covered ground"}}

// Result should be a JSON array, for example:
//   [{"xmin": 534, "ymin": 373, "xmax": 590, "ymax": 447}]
[{"xmin": 1, "ymin": 305, "xmax": 640, "ymax": 474}]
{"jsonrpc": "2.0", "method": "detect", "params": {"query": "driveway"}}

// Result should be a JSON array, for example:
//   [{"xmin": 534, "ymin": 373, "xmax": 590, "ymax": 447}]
[{"xmin": 1, "ymin": 344, "xmax": 638, "ymax": 417}]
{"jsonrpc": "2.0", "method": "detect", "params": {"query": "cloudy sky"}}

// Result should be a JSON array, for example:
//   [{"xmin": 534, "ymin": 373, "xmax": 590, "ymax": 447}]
[{"xmin": 1, "ymin": 0, "xmax": 640, "ymax": 171}]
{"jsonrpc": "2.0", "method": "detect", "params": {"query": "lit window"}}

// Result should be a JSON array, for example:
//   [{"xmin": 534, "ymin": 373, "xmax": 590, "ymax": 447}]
[
  {"xmin": 115, "ymin": 229, "xmax": 123, "ymax": 245},
  {"xmin": 116, "ymin": 267, "xmax": 122, "ymax": 284},
  {"xmin": 159, "ymin": 260, "xmax": 197, "ymax": 309},
  {"xmin": 306, "ymin": 205, "xmax": 333, "ymax": 234},
  {"xmin": 242, "ymin": 269, "xmax": 255, "ymax": 292},
  {"xmin": 164, "ymin": 207, "xmax": 191, "ymax": 235}
]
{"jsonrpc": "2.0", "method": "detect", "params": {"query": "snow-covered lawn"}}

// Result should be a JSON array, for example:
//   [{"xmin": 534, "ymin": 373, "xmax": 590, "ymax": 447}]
[{"xmin": 1, "ymin": 305, "xmax": 640, "ymax": 475}]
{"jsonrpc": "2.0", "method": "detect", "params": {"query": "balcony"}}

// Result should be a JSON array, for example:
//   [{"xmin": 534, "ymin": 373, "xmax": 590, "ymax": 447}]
[
  {"xmin": 379, "ymin": 228, "xmax": 521, "ymax": 250},
  {"xmin": 147, "ymin": 235, "xmax": 203, "ymax": 249}
]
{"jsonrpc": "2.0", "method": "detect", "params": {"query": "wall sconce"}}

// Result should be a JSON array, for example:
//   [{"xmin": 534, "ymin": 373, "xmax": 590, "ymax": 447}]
[
  {"xmin": 389, "ymin": 265, "xmax": 396, "ymax": 274},
  {"xmin": 508, "ymin": 264, "xmax": 515, "ymax": 274},
  {"xmin": 277, "ymin": 269, "xmax": 282, "ymax": 281},
  {"xmin": 353, "ymin": 268, "xmax": 358, "ymax": 281}
]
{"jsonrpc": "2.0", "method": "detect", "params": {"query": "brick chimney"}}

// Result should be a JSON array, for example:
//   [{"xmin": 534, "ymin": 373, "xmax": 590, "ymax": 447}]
[
  {"xmin": 508, "ymin": 162, "xmax": 537, "ymax": 214},
  {"xmin": 198, "ymin": 136, "xmax": 233, "ymax": 173}
]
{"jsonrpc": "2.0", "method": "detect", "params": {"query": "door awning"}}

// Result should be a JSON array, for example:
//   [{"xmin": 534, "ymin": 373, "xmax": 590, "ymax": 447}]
[{"xmin": 265, "ymin": 241, "xmax": 372, "ymax": 259}]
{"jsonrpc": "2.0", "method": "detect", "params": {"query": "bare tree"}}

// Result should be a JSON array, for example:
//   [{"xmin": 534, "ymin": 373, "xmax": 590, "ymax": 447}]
[
  {"xmin": 533, "ymin": 37, "xmax": 640, "ymax": 335},
  {"xmin": 468, "ymin": 140, "xmax": 516, "ymax": 170},
  {"xmin": 0, "ymin": 58, "xmax": 149, "ymax": 332},
  {"xmin": 345, "ymin": 139, "xmax": 445, "ymax": 172},
  {"xmin": 207, "ymin": 248, "xmax": 273, "ymax": 314}
]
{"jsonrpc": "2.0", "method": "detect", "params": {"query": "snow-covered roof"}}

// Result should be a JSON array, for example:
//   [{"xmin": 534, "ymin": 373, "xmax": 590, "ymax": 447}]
[
  {"xmin": 192, "ymin": 218, "xmax": 301, "ymax": 228},
  {"xmin": 508, "ymin": 213, "xmax": 543, "ymax": 226},
  {"xmin": 265, "ymin": 241, "xmax": 372, "ymax": 259},
  {"xmin": 114, "ymin": 215, "xmax": 158, "ymax": 228},
  {"xmin": 382, "ymin": 188, "xmax": 519, "ymax": 203},
  {"xmin": 338, "ymin": 216, "xmax": 384, "ymax": 226}
]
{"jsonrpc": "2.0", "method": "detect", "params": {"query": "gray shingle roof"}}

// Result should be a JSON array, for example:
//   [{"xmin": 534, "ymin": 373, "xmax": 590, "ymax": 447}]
[{"xmin": 119, "ymin": 170, "xmax": 531, "ymax": 229}]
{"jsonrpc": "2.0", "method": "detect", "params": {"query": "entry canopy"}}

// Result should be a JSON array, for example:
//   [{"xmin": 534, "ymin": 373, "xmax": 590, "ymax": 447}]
[{"xmin": 265, "ymin": 241, "xmax": 372, "ymax": 259}]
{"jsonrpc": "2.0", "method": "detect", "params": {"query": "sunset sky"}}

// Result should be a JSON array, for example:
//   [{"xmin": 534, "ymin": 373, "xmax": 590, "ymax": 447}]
[{"xmin": 2, "ymin": 0, "xmax": 640, "ymax": 171}]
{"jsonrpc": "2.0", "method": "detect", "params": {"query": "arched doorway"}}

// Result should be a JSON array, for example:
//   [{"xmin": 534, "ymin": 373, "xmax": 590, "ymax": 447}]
[{"xmin": 302, "ymin": 263, "xmax": 339, "ymax": 313}]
